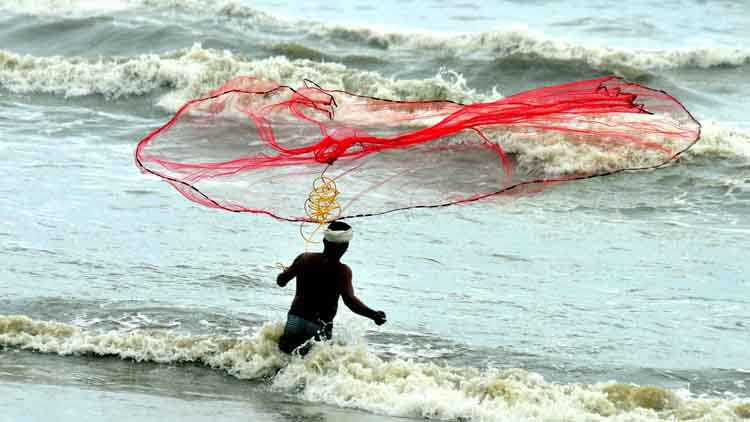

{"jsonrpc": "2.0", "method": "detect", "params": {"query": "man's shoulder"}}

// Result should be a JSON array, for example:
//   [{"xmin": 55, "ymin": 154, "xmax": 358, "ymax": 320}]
[{"xmin": 296, "ymin": 252, "xmax": 320, "ymax": 262}]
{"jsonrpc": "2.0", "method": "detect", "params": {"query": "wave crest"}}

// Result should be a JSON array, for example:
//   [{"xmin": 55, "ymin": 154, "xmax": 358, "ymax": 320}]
[
  {"xmin": 0, "ymin": 45, "xmax": 487, "ymax": 109},
  {"xmin": 2, "ymin": 315, "xmax": 748, "ymax": 421},
  {"xmin": 687, "ymin": 122, "xmax": 750, "ymax": 160},
  {"xmin": 3, "ymin": 0, "xmax": 748, "ymax": 75},
  {"xmin": 0, "ymin": 0, "xmax": 277, "ymax": 24},
  {"xmin": 310, "ymin": 25, "xmax": 750, "ymax": 73}
]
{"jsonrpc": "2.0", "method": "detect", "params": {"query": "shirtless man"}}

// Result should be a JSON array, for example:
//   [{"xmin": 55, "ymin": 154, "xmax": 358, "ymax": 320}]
[{"xmin": 276, "ymin": 221, "xmax": 387, "ymax": 355}]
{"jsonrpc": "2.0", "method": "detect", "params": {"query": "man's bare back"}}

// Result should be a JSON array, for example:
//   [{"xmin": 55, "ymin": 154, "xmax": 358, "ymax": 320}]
[
  {"xmin": 276, "ymin": 222, "xmax": 386, "ymax": 355},
  {"xmin": 278, "ymin": 252, "xmax": 348, "ymax": 323}
]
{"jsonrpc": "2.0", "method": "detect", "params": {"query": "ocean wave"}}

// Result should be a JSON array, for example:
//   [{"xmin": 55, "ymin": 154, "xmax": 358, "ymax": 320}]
[
  {"xmin": 502, "ymin": 120, "xmax": 750, "ymax": 182},
  {"xmin": 0, "ymin": 45, "xmax": 487, "ymax": 110},
  {"xmin": 1, "ymin": 315, "xmax": 748, "ymax": 421},
  {"xmin": 0, "ymin": 314, "xmax": 284, "ymax": 379},
  {"xmin": 2, "ymin": 46, "xmax": 749, "ymax": 164},
  {"xmin": 309, "ymin": 25, "xmax": 750, "ymax": 72},
  {"xmin": 687, "ymin": 122, "xmax": 750, "ymax": 160},
  {"xmin": 3, "ymin": 0, "xmax": 748, "ymax": 76},
  {"xmin": 0, "ymin": 0, "xmax": 277, "ymax": 24},
  {"xmin": 0, "ymin": 0, "xmax": 130, "ymax": 15}
]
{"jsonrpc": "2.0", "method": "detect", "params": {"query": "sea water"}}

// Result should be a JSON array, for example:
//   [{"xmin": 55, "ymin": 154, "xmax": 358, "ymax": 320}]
[{"xmin": 1, "ymin": 1, "xmax": 749, "ymax": 421}]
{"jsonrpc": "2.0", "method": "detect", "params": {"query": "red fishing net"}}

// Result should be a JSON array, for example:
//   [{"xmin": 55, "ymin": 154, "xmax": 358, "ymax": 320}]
[{"xmin": 135, "ymin": 76, "xmax": 700, "ymax": 223}]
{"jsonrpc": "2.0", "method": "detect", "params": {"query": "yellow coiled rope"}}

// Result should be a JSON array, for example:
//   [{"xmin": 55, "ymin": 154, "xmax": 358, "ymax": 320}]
[
  {"xmin": 300, "ymin": 170, "xmax": 342, "ymax": 244},
  {"xmin": 277, "ymin": 168, "xmax": 343, "ymax": 270}
]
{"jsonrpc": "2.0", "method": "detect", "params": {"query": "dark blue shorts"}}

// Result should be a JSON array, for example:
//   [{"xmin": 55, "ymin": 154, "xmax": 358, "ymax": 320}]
[{"xmin": 278, "ymin": 314, "xmax": 333, "ymax": 355}]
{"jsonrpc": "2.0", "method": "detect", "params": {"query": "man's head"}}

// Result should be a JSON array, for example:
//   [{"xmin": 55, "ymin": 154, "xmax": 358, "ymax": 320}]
[{"xmin": 322, "ymin": 221, "xmax": 352, "ymax": 260}]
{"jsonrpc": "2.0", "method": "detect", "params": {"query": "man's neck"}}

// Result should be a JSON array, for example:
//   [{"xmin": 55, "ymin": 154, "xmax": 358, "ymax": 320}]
[{"xmin": 322, "ymin": 251, "xmax": 341, "ymax": 263}]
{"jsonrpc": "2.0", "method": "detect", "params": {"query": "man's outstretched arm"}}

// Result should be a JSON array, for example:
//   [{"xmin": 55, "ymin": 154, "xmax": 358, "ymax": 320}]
[
  {"xmin": 277, "ymin": 254, "xmax": 303, "ymax": 287},
  {"xmin": 340, "ymin": 268, "xmax": 387, "ymax": 325}
]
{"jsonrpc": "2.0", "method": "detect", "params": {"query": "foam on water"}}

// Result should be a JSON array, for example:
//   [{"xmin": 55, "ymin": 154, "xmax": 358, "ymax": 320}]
[
  {"xmin": 0, "ymin": 314, "xmax": 286, "ymax": 379},
  {"xmin": 3, "ymin": 45, "xmax": 749, "ymax": 166},
  {"xmin": 2, "ymin": 0, "xmax": 749, "ymax": 75},
  {"xmin": 688, "ymin": 123, "xmax": 750, "ymax": 160},
  {"xmin": 308, "ymin": 25, "xmax": 750, "ymax": 73},
  {"xmin": 1, "ymin": 315, "xmax": 748, "ymax": 421},
  {"xmin": 0, "ymin": 45, "xmax": 486, "ymax": 108}
]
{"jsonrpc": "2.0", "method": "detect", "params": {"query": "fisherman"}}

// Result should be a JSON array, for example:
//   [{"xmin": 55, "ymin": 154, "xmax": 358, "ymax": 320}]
[{"xmin": 276, "ymin": 221, "xmax": 387, "ymax": 355}]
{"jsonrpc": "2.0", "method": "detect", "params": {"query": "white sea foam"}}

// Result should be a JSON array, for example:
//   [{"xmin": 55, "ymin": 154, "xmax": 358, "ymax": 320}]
[
  {"xmin": 309, "ymin": 24, "xmax": 750, "ymax": 74},
  {"xmin": 133, "ymin": 0, "xmax": 281, "ymax": 25},
  {"xmin": 687, "ymin": 122, "xmax": 750, "ymax": 160},
  {"xmin": 2, "ymin": 0, "xmax": 748, "ymax": 74},
  {"xmin": 0, "ymin": 314, "xmax": 286, "ymax": 379},
  {"xmin": 0, "ymin": 45, "xmax": 487, "ymax": 109},
  {"xmin": 1, "ymin": 315, "xmax": 748, "ymax": 421},
  {"xmin": 480, "ymin": 120, "xmax": 750, "ymax": 175},
  {"xmin": 8, "ymin": 45, "xmax": 750, "ymax": 166},
  {"xmin": 2, "ymin": 45, "xmax": 748, "ymax": 165}
]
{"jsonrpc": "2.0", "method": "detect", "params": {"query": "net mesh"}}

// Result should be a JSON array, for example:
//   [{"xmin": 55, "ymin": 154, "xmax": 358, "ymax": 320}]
[{"xmin": 135, "ymin": 76, "xmax": 700, "ymax": 222}]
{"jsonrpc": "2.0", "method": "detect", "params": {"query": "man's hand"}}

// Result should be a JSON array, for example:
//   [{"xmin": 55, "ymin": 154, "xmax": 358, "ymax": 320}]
[{"xmin": 373, "ymin": 310, "xmax": 387, "ymax": 326}]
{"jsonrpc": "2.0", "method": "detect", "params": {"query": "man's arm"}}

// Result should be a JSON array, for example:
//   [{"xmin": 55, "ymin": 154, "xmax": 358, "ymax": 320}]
[
  {"xmin": 339, "ymin": 267, "xmax": 387, "ymax": 325},
  {"xmin": 277, "ymin": 254, "xmax": 304, "ymax": 287}
]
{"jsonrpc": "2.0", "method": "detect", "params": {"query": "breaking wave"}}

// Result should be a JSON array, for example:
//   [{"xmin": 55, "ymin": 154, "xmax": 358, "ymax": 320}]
[
  {"xmin": 3, "ymin": 45, "xmax": 750, "ymax": 166},
  {"xmin": 1, "ymin": 315, "xmax": 748, "ymax": 421},
  {"xmin": 0, "ymin": 45, "xmax": 487, "ymax": 109},
  {"xmin": 309, "ymin": 25, "xmax": 750, "ymax": 74},
  {"xmin": 2, "ymin": 0, "xmax": 749, "ymax": 76}
]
